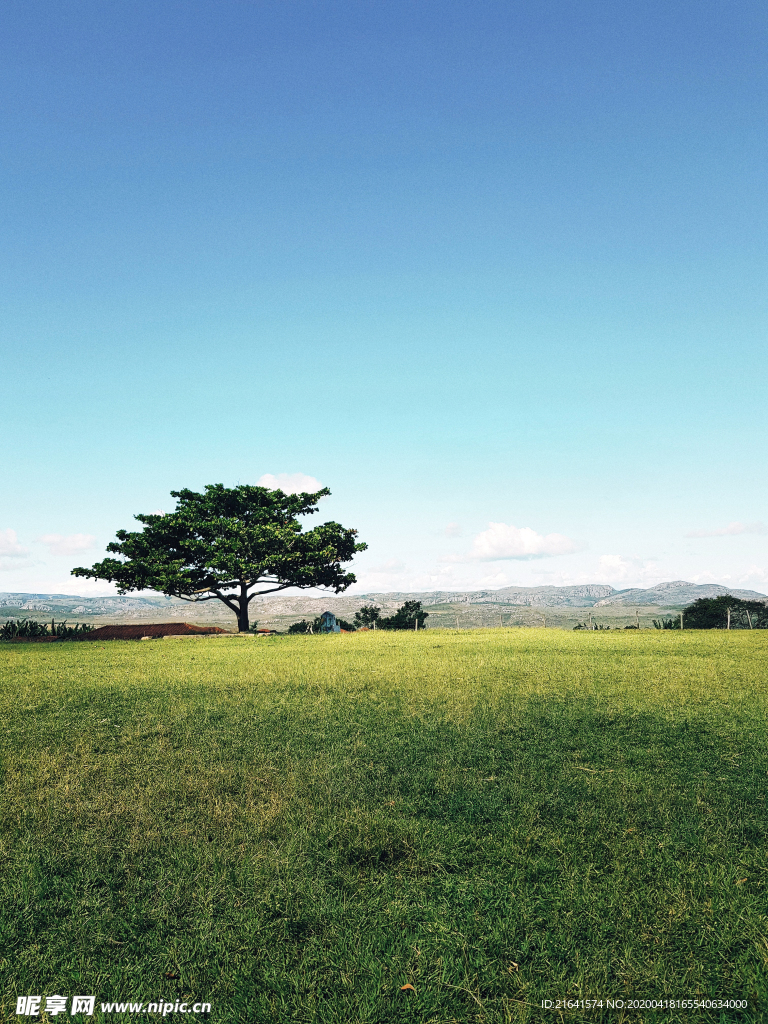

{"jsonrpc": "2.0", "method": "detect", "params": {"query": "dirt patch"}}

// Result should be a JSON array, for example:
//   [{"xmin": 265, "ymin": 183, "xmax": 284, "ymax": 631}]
[{"xmin": 78, "ymin": 623, "xmax": 231, "ymax": 641}]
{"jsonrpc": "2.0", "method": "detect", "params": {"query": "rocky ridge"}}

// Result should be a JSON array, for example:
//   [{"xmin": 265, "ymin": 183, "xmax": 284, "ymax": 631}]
[{"xmin": 2, "ymin": 580, "xmax": 765, "ymax": 626}]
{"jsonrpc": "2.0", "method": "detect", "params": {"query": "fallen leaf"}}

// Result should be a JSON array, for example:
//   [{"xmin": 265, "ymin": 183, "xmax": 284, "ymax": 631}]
[
  {"xmin": 165, "ymin": 973, "xmax": 179, "ymax": 979},
  {"xmin": 400, "ymin": 984, "xmax": 416, "ymax": 992},
  {"xmin": 736, "ymin": 878, "xmax": 748, "ymax": 885}
]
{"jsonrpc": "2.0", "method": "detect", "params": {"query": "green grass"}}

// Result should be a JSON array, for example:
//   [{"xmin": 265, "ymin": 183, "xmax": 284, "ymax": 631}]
[{"xmin": 1, "ymin": 629, "xmax": 766, "ymax": 1023}]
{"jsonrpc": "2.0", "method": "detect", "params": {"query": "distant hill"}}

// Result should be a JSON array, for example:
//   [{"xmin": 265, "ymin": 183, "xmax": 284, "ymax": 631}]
[
  {"xmin": 0, "ymin": 592, "xmax": 184, "ymax": 619},
  {"xmin": 2, "ymin": 581, "xmax": 764, "ymax": 626},
  {"xmin": 248, "ymin": 584, "xmax": 615, "ymax": 615},
  {"xmin": 594, "ymin": 581, "xmax": 767, "ymax": 607}
]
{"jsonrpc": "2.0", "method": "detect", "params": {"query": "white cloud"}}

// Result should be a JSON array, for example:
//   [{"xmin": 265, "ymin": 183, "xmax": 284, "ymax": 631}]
[
  {"xmin": 597, "ymin": 555, "xmax": 664, "ymax": 586},
  {"xmin": 257, "ymin": 473, "xmax": 324, "ymax": 495},
  {"xmin": 444, "ymin": 522, "xmax": 462, "ymax": 537},
  {"xmin": 686, "ymin": 521, "xmax": 767, "ymax": 538},
  {"xmin": 688, "ymin": 569, "xmax": 723, "ymax": 583},
  {"xmin": 39, "ymin": 533, "xmax": 97, "ymax": 556},
  {"xmin": 0, "ymin": 529, "xmax": 28, "ymax": 559},
  {"xmin": 451, "ymin": 522, "xmax": 578, "ymax": 562},
  {"xmin": 737, "ymin": 565, "xmax": 768, "ymax": 584},
  {"xmin": 346, "ymin": 560, "xmax": 465, "ymax": 594},
  {"xmin": 0, "ymin": 529, "xmax": 33, "ymax": 570}
]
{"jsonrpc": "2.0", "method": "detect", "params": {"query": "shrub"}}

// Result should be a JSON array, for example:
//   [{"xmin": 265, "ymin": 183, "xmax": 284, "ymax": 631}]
[
  {"xmin": 288, "ymin": 620, "xmax": 312, "ymax": 634},
  {"xmin": 378, "ymin": 601, "xmax": 428, "ymax": 631}
]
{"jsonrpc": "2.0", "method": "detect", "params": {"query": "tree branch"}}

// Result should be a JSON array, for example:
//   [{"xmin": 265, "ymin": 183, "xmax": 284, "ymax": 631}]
[
  {"xmin": 177, "ymin": 591, "xmax": 240, "ymax": 614},
  {"xmin": 245, "ymin": 583, "xmax": 295, "ymax": 602},
  {"xmin": 213, "ymin": 590, "xmax": 240, "ymax": 614}
]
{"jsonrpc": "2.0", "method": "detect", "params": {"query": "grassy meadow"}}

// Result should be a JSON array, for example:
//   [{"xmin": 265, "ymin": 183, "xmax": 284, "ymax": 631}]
[{"xmin": 1, "ymin": 629, "xmax": 766, "ymax": 1023}]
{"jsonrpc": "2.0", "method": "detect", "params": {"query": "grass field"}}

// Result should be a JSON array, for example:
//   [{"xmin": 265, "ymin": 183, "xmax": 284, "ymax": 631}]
[{"xmin": 1, "ymin": 629, "xmax": 766, "ymax": 1023}]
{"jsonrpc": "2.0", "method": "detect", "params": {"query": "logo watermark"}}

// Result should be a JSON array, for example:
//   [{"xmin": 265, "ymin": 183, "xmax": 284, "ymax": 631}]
[{"xmin": 15, "ymin": 996, "xmax": 211, "ymax": 1016}]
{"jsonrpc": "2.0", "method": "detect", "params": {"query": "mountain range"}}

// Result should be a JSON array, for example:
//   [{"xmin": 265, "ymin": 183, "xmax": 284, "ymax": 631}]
[{"xmin": 1, "ymin": 580, "xmax": 765, "ymax": 624}]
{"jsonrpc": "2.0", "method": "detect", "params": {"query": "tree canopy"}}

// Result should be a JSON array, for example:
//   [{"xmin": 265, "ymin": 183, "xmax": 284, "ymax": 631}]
[
  {"xmin": 72, "ymin": 483, "xmax": 366, "ymax": 631},
  {"xmin": 353, "ymin": 605, "xmax": 381, "ymax": 629},
  {"xmin": 682, "ymin": 596, "xmax": 767, "ymax": 629},
  {"xmin": 379, "ymin": 600, "xmax": 428, "ymax": 630}
]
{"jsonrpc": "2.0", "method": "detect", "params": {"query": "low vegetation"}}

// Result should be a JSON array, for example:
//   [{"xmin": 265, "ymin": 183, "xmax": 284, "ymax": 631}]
[
  {"xmin": 0, "ymin": 618, "xmax": 94, "ymax": 640},
  {"xmin": 288, "ymin": 602, "xmax": 427, "ymax": 634},
  {"xmin": 1, "ymin": 630, "xmax": 766, "ymax": 1022}
]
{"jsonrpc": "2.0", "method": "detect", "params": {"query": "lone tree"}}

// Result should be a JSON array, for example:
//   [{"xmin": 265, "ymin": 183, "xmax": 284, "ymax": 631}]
[
  {"xmin": 379, "ymin": 600, "xmax": 428, "ymax": 630},
  {"xmin": 353, "ymin": 605, "xmax": 381, "ymax": 629},
  {"xmin": 72, "ymin": 483, "xmax": 366, "ymax": 632}
]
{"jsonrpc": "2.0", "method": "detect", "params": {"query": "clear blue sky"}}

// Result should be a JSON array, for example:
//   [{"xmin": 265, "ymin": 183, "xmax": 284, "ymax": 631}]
[{"xmin": 2, "ymin": 0, "xmax": 767, "ymax": 597}]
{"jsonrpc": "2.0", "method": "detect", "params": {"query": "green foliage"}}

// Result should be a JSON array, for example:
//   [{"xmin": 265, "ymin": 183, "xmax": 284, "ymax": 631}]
[
  {"xmin": 287, "ymin": 620, "xmax": 311, "ymax": 634},
  {"xmin": 288, "ymin": 615, "xmax": 331, "ymax": 634},
  {"xmin": 378, "ymin": 600, "xmax": 428, "ymax": 630},
  {"xmin": 336, "ymin": 618, "xmax": 356, "ymax": 631},
  {"xmin": 653, "ymin": 617, "xmax": 681, "ymax": 630},
  {"xmin": 0, "ymin": 618, "xmax": 93, "ymax": 640},
  {"xmin": 72, "ymin": 482, "xmax": 366, "ymax": 631},
  {"xmin": 51, "ymin": 621, "xmax": 94, "ymax": 638},
  {"xmin": 1, "ymin": 618, "xmax": 49, "ymax": 639},
  {"xmin": 684, "ymin": 596, "xmax": 768, "ymax": 629},
  {"xmin": 1, "ymin": 631, "xmax": 766, "ymax": 1018},
  {"xmin": 353, "ymin": 605, "xmax": 381, "ymax": 629}
]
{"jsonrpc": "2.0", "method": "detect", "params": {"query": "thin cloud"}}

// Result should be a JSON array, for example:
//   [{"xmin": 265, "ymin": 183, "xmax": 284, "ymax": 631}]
[
  {"xmin": 0, "ymin": 528, "xmax": 34, "ymax": 572},
  {"xmin": 738, "ymin": 565, "xmax": 768, "ymax": 584},
  {"xmin": 258, "ymin": 473, "xmax": 324, "ymax": 494},
  {"xmin": 686, "ymin": 521, "xmax": 767, "ymax": 538},
  {"xmin": 444, "ymin": 522, "xmax": 462, "ymax": 537},
  {"xmin": 367, "ymin": 558, "xmax": 406, "ymax": 574},
  {"xmin": 0, "ymin": 529, "xmax": 28, "ymax": 559},
  {"xmin": 39, "ymin": 533, "xmax": 97, "ymax": 556},
  {"xmin": 598, "ymin": 554, "xmax": 663, "ymax": 585},
  {"xmin": 449, "ymin": 522, "xmax": 578, "ymax": 562}
]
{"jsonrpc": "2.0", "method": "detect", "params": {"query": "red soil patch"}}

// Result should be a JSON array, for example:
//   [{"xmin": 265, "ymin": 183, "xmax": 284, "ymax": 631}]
[
  {"xmin": 5, "ymin": 637, "xmax": 62, "ymax": 643},
  {"xmin": 79, "ymin": 623, "xmax": 231, "ymax": 641}
]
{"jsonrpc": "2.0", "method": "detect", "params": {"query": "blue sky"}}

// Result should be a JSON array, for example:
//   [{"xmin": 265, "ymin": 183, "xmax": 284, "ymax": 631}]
[{"xmin": 2, "ymin": 0, "xmax": 767, "ymax": 597}]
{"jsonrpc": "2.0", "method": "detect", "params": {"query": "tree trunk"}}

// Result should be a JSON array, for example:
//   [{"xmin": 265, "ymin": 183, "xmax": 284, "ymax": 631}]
[{"xmin": 237, "ymin": 583, "xmax": 250, "ymax": 632}]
